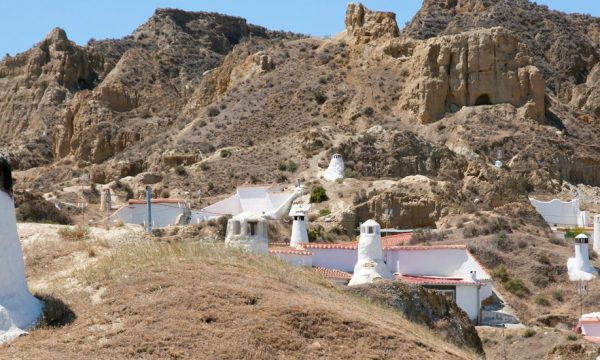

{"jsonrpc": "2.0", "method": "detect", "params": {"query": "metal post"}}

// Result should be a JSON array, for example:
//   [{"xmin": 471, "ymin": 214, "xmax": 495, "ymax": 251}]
[{"xmin": 146, "ymin": 186, "xmax": 153, "ymax": 232}]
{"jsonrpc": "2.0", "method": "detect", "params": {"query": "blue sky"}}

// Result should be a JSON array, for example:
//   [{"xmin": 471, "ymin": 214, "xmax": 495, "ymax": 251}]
[{"xmin": 0, "ymin": 1, "xmax": 599, "ymax": 56}]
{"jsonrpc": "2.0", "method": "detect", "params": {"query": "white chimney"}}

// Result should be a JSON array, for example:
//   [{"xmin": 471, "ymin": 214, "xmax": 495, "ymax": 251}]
[
  {"xmin": 323, "ymin": 154, "xmax": 345, "ymax": 182},
  {"xmin": 349, "ymin": 219, "xmax": 393, "ymax": 286},
  {"xmin": 593, "ymin": 215, "xmax": 600, "ymax": 252},
  {"xmin": 567, "ymin": 233, "xmax": 598, "ymax": 281},
  {"xmin": 0, "ymin": 158, "xmax": 42, "ymax": 343},
  {"xmin": 290, "ymin": 212, "xmax": 308, "ymax": 248}
]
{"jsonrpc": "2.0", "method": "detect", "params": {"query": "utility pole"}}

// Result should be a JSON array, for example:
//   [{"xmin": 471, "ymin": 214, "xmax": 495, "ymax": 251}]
[{"xmin": 146, "ymin": 185, "xmax": 153, "ymax": 233}]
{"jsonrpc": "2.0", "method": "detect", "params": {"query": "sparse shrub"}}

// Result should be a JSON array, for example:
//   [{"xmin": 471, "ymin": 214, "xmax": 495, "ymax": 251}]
[
  {"xmin": 344, "ymin": 168, "xmax": 358, "ymax": 178},
  {"xmin": 566, "ymin": 333, "xmax": 577, "ymax": 341},
  {"xmin": 552, "ymin": 290, "xmax": 564, "ymax": 302},
  {"xmin": 276, "ymin": 172, "xmax": 288, "ymax": 183},
  {"xmin": 309, "ymin": 185, "xmax": 328, "ymax": 203},
  {"xmin": 534, "ymin": 295, "xmax": 550, "ymax": 306},
  {"xmin": 207, "ymin": 106, "xmax": 220, "ymax": 117},
  {"xmin": 207, "ymin": 182, "xmax": 214, "ymax": 191},
  {"xmin": 493, "ymin": 231, "xmax": 513, "ymax": 251},
  {"xmin": 410, "ymin": 229, "xmax": 448, "ymax": 244},
  {"xmin": 314, "ymin": 90, "xmax": 327, "ymax": 105},
  {"xmin": 161, "ymin": 190, "xmax": 170, "ymax": 198},
  {"xmin": 307, "ymin": 225, "xmax": 324, "ymax": 242},
  {"xmin": 517, "ymin": 240, "xmax": 528, "ymax": 249},
  {"xmin": 548, "ymin": 235, "xmax": 564, "ymax": 246},
  {"xmin": 523, "ymin": 328, "xmax": 536, "ymax": 338},
  {"xmin": 319, "ymin": 208, "xmax": 331, "ymax": 217},
  {"xmin": 114, "ymin": 220, "xmax": 125, "ymax": 228},
  {"xmin": 286, "ymin": 160, "xmax": 298, "ymax": 173},
  {"xmin": 363, "ymin": 106, "xmax": 374, "ymax": 117},
  {"xmin": 58, "ymin": 226, "xmax": 90, "ymax": 241},
  {"xmin": 492, "ymin": 265, "xmax": 529, "ymax": 297},
  {"xmin": 278, "ymin": 163, "xmax": 287, "ymax": 171},
  {"xmin": 175, "ymin": 165, "xmax": 187, "ymax": 176},
  {"xmin": 220, "ymin": 149, "xmax": 231, "ymax": 158}
]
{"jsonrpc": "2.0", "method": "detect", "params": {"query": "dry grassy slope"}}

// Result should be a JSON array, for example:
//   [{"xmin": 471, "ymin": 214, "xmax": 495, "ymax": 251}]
[{"xmin": 1, "ymin": 228, "xmax": 476, "ymax": 359}]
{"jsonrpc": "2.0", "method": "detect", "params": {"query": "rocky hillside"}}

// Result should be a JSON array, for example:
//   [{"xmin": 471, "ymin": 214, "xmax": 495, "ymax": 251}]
[{"xmin": 6, "ymin": 1, "xmax": 600, "ymax": 238}]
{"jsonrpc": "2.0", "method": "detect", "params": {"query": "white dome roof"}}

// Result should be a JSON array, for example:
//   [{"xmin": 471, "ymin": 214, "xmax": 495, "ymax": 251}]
[
  {"xmin": 362, "ymin": 219, "xmax": 380, "ymax": 227},
  {"xmin": 576, "ymin": 233, "xmax": 589, "ymax": 239}
]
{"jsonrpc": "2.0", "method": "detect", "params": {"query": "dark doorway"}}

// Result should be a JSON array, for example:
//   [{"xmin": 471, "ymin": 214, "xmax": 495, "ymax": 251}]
[{"xmin": 474, "ymin": 94, "xmax": 492, "ymax": 106}]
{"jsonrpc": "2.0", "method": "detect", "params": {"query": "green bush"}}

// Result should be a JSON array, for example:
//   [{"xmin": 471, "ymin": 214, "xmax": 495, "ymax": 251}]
[
  {"xmin": 566, "ymin": 333, "xmax": 577, "ymax": 341},
  {"xmin": 344, "ymin": 168, "xmax": 358, "ymax": 178},
  {"xmin": 565, "ymin": 227, "xmax": 586, "ymax": 238},
  {"xmin": 492, "ymin": 265, "xmax": 529, "ymax": 298},
  {"xmin": 310, "ymin": 185, "xmax": 328, "ymax": 203},
  {"xmin": 523, "ymin": 328, "xmax": 536, "ymax": 338},
  {"xmin": 286, "ymin": 160, "xmax": 298, "ymax": 173},
  {"xmin": 319, "ymin": 208, "xmax": 331, "ymax": 217},
  {"xmin": 552, "ymin": 290, "xmax": 564, "ymax": 302},
  {"xmin": 220, "ymin": 149, "xmax": 231, "ymax": 158},
  {"xmin": 175, "ymin": 165, "xmax": 187, "ymax": 176},
  {"xmin": 534, "ymin": 295, "xmax": 550, "ymax": 306},
  {"xmin": 307, "ymin": 225, "xmax": 324, "ymax": 242}
]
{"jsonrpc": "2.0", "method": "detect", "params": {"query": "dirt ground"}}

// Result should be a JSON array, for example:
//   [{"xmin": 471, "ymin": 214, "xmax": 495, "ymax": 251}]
[{"xmin": 1, "ymin": 224, "xmax": 476, "ymax": 359}]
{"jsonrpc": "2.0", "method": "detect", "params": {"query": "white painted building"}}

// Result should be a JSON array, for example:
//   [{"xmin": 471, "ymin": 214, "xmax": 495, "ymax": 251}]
[
  {"xmin": 199, "ymin": 184, "xmax": 300, "ymax": 220},
  {"xmin": 270, "ymin": 219, "xmax": 492, "ymax": 322},
  {"xmin": 225, "ymin": 213, "xmax": 269, "ymax": 254},
  {"xmin": 529, "ymin": 197, "xmax": 589, "ymax": 227},
  {"xmin": 323, "ymin": 154, "xmax": 345, "ymax": 181},
  {"xmin": 0, "ymin": 158, "xmax": 42, "ymax": 343}
]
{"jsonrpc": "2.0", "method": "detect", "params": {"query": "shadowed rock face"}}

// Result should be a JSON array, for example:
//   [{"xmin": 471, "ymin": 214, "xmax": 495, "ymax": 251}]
[{"xmin": 0, "ymin": 157, "xmax": 12, "ymax": 196}]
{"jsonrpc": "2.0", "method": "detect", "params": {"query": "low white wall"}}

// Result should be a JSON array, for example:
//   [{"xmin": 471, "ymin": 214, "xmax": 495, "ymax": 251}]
[
  {"xmin": 113, "ymin": 204, "xmax": 184, "ymax": 228},
  {"xmin": 310, "ymin": 249, "xmax": 357, "ymax": 272}
]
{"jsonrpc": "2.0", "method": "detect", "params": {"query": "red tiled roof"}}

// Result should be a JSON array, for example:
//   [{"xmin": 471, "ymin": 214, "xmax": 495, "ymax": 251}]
[
  {"xmin": 385, "ymin": 244, "xmax": 467, "ymax": 251},
  {"xmin": 381, "ymin": 233, "xmax": 412, "ymax": 247},
  {"xmin": 314, "ymin": 267, "xmax": 352, "ymax": 280},
  {"xmin": 583, "ymin": 336, "xmax": 600, "ymax": 343},
  {"xmin": 301, "ymin": 242, "xmax": 358, "ymax": 250},
  {"xmin": 269, "ymin": 248, "xmax": 312, "ymax": 256},
  {"xmin": 128, "ymin": 198, "xmax": 183, "ymax": 205},
  {"xmin": 396, "ymin": 274, "xmax": 478, "ymax": 285}
]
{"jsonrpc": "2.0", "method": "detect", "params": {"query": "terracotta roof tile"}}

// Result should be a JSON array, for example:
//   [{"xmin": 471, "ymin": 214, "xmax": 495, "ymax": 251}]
[
  {"xmin": 381, "ymin": 233, "xmax": 412, "ymax": 247},
  {"xmin": 269, "ymin": 248, "xmax": 313, "ymax": 256},
  {"xmin": 301, "ymin": 242, "xmax": 358, "ymax": 250},
  {"xmin": 314, "ymin": 267, "xmax": 352, "ymax": 280},
  {"xmin": 396, "ymin": 274, "xmax": 478, "ymax": 285},
  {"xmin": 385, "ymin": 244, "xmax": 467, "ymax": 251}
]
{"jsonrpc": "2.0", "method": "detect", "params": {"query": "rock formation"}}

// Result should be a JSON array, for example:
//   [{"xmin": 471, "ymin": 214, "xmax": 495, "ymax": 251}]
[
  {"xmin": 396, "ymin": 27, "xmax": 545, "ymax": 124},
  {"xmin": 345, "ymin": 3, "xmax": 399, "ymax": 43}
]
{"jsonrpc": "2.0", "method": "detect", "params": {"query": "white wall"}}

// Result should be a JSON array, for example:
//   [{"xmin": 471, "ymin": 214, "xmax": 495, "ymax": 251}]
[
  {"xmin": 455, "ymin": 285, "xmax": 479, "ymax": 321},
  {"xmin": 581, "ymin": 322, "xmax": 600, "ymax": 337},
  {"xmin": 272, "ymin": 253, "xmax": 312, "ymax": 267},
  {"xmin": 113, "ymin": 203, "xmax": 184, "ymax": 228},
  {"xmin": 385, "ymin": 249, "xmax": 490, "ymax": 280},
  {"xmin": 529, "ymin": 198, "xmax": 582, "ymax": 226},
  {"xmin": 310, "ymin": 249, "xmax": 357, "ymax": 272}
]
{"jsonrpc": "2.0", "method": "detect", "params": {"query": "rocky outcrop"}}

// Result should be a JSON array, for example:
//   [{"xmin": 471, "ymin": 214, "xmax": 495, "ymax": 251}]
[
  {"xmin": 571, "ymin": 63, "xmax": 600, "ymax": 118},
  {"xmin": 345, "ymin": 4, "xmax": 399, "ymax": 43},
  {"xmin": 335, "ymin": 127, "xmax": 466, "ymax": 179},
  {"xmin": 353, "ymin": 175, "xmax": 462, "ymax": 229},
  {"xmin": 0, "ymin": 28, "xmax": 99, "ymax": 168},
  {"xmin": 397, "ymin": 27, "xmax": 544, "ymax": 124},
  {"xmin": 404, "ymin": 0, "xmax": 600, "ymax": 100},
  {"xmin": 347, "ymin": 281, "xmax": 483, "ymax": 354}
]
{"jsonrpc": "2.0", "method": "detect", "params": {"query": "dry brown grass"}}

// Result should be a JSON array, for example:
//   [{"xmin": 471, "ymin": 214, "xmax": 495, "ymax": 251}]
[
  {"xmin": 3, "ymin": 240, "xmax": 476, "ymax": 359},
  {"xmin": 57, "ymin": 225, "xmax": 90, "ymax": 241}
]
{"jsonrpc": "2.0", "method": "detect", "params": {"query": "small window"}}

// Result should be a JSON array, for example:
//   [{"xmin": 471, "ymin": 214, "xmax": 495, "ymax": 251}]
[
  {"xmin": 299, "ymin": 216, "xmax": 305, "ymax": 221},
  {"xmin": 367, "ymin": 226, "xmax": 374, "ymax": 234},
  {"xmin": 293, "ymin": 216, "xmax": 298, "ymax": 221},
  {"xmin": 248, "ymin": 221, "xmax": 258, "ymax": 236},
  {"xmin": 231, "ymin": 221, "xmax": 241, "ymax": 235}
]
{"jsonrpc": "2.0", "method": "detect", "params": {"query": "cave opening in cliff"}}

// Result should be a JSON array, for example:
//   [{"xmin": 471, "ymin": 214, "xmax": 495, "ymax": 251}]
[{"xmin": 474, "ymin": 94, "xmax": 492, "ymax": 106}]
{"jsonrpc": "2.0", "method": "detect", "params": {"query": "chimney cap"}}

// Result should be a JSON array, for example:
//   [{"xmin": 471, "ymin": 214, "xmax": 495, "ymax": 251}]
[{"xmin": 576, "ymin": 233, "xmax": 589, "ymax": 239}]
